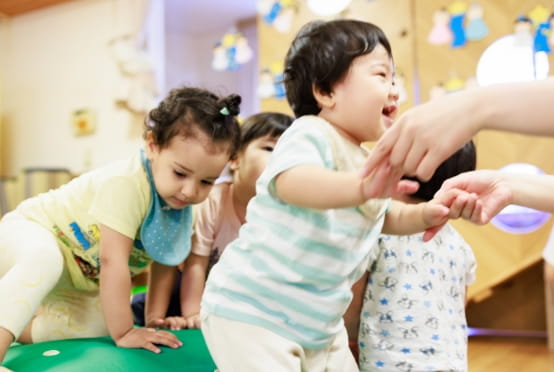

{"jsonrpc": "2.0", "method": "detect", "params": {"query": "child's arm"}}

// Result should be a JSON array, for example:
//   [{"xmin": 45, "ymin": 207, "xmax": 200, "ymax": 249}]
[
  {"xmin": 145, "ymin": 262, "xmax": 182, "ymax": 329},
  {"xmin": 275, "ymin": 166, "xmax": 366, "ymax": 209},
  {"xmin": 179, "ymin": 253, "xmax": 210, "ymax": 329},
  {"xmin": 382, "ymin": 190, "xmax": 476, "ymax": 240},
  {"xmin": 99, "ymin": 225, "xmax": 181, "ymax": 352},
  {"xmin": 275, "ymin": 165, "xmax": 418, "ymax": 209}
]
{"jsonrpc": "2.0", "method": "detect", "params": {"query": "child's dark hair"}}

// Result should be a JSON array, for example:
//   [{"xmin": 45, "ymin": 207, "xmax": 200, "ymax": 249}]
[
  {"xmin": 405, "ymin": 140, "xmax": 477, "ymax": 202},
  {"xmin": 284, "ymin": 19, "xmax": 392, "ymax": 117},
  {"xmin": 237, "ymin": 112, "xmax": 294, "ymax": 153},
  {"xmin": 146, "ymin": 86, "xmax": 242, "ymax": 158}
]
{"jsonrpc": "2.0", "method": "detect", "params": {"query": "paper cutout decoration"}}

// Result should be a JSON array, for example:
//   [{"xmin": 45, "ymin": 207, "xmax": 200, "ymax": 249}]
[
  {"xmin": 514, "ymin": 15, "xmax": 534, "ymax": 47},
  {"xmin": 449, "ymin": 1, "xmax": 468, "ymax": 48},
  {"xmin": 466, "ymin": 3, "xmax": 488, "ymax": 40},
  {"xmin": 528, "ymin": 6, "xmax": 553, "ymax": 54},
  {"xmin": 212, "ymin": 31, "xmax": 253, "ymax": 72},
  {"xmin": 306, "ymin": 0, "xmax": 352, "ymax": 17},
  {"xmin": 258, "ymin": 0, "xmax": 297, "ymax": 33},
  {"xmin": 258, "ymin": 61, "xmax": 286, "ymax": 99},
  {"xmin": 428, "ymin": 8, "xmax": 453, "ymax": 45},
  {"xmin": 428, "ymin": 1, "xmax": 488, "ymax": 47}
]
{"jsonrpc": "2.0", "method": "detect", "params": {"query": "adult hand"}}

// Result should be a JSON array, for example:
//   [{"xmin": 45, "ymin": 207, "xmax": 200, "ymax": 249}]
[
  {"xmin": 360, "ymin": 91, "xmax": 481, "ymax": 196},
  {"xmin": 114, "ymin": 327, "xmax": 182, "ymax": 353},
  {"xmin": 435, "ymin": 170, "xmax": 512, "ymax": 225}
]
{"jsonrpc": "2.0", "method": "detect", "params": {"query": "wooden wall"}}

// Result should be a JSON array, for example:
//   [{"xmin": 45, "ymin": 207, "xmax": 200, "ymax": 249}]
[{"xmin": 257, "ymin": 0, "xmax": 554, "ymax": 302}]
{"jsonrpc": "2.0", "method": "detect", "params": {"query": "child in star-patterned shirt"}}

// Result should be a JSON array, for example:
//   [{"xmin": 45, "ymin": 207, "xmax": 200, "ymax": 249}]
[{"xmin": 345, "ymin": 140, "xmax": 477, "ymax": 372}]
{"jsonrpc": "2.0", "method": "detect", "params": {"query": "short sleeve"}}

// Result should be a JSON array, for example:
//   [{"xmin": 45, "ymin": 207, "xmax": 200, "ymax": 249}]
[
  {"xmin": 261, "ymin": 119, "xmax": 333, "ymax": 198},
  {"xmin": 192, "ymin": 191, "xmax": 221, "ymax": 257},
  {"xmin": 89, "ymin": 176, "xmax": 148, "ymax": 239}
]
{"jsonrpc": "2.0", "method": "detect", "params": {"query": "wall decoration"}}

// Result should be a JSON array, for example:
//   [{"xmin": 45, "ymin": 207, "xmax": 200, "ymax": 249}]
[
  {"xmin": 306, "ymin": 0, "xmax": 352, "ymax": 17},
  {"xmin": 257, "ymin": 0, "xmax": 298, "ymax": 33},
  {"xmin": 212, "ymin": 31, "xmax": 253, "ymax": 72},
  {"xmin": 428, "ymin": 8, "xmax": 453, "ymax": 45},
  {"xmin": 490, "ymin": 163, "xmax": 551, "ymax": 234},
  {"xmin": 513, "ymin": 15, "xmax": 533, "ymax": 47},
  {"xmin": 476, "ymin": 15, "xmax": 550, "ymax": 86},
  {"xmin": 449, "ymin": 1, "xmax": 468, "ymax": 48},
  {"xmin": 428, "ymin": 1, "xmax": 488, "ymax": 48},
  {"xmin": 466, "ymin": 3, "xmax": 488, "ymax": 40},
  {"xmin": 257, "ymin": 61, "xmax": 286, "ymax": 99},
  {"xmin": 71, "ymin": 109, "xmax": 95, "ymax": 137}
]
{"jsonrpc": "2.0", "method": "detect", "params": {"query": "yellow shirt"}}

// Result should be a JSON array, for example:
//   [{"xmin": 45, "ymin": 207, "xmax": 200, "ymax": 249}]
[{"xmin": 16, "ymin": 152, "xmax": 153, "ymax": 291}]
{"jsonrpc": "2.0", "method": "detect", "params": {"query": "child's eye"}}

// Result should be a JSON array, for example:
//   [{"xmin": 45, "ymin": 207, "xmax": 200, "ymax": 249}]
[
  {"xmin": 262, "ymin": 146, "xmax": 274, "ymax": 152},
  {"xmin": 201, "ymin": 180, "xmax": 214, "ymax": 186},
  {"xmin": 174, "ymin": 170, "xmax": 186, "ymax": 178}
]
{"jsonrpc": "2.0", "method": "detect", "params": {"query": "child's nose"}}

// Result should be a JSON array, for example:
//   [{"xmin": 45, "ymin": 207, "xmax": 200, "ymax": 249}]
[
  {"xmin": 180, "ymin": 181, "xmax": 198, "ymax": 200},
  {"xmin": 390, "ymin": 84, "xmax": 400, "ymax": 101}
]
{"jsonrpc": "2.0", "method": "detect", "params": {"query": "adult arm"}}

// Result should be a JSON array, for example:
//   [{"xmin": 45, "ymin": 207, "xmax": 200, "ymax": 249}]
[{"xmin": 361, "ymin": 78, "xmax": 554, "ymax": 194}]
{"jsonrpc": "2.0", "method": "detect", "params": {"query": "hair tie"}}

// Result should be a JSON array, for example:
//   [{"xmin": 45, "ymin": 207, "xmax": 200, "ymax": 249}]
[{"xmin": 220, "ymin": 107, "xmax": 230, "ymax": 116}]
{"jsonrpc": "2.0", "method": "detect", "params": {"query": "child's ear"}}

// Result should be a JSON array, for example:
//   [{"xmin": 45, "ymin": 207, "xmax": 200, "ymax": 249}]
[
  {"xmin": 312, "ymin": 84, "xmax": 335, "ymax": 109},
  {"xmin": 228, "ymin": 156, "xmax": 239, "ymax": 171},
  {"xmin": 144, "ymin": 131, "xmax": 158, "ymax": 159}
]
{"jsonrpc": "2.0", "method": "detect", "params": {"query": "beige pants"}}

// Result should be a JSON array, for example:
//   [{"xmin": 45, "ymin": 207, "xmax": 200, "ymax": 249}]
[
  {"xmin": 0, "ymin": 211, "xmax": 108, "ymax": 342},
  {"xmin": 201, "ymin": 312, "xmax": 359, "ymax": 372}
]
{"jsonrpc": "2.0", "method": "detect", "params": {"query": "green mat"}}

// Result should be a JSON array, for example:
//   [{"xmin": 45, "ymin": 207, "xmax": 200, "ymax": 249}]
[{"xmin": 4, "ymin": 329, "xmax": 216, "ymax": 372}]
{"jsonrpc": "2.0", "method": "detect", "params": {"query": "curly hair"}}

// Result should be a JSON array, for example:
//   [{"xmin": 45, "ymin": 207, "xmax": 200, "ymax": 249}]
[
  {"xmin": 145, "ymin": 86, "xmax": 242, "ymax": 158},
  {"xmin": 284, "ymin": 19, "xmax": 392, "ymax": 118}
]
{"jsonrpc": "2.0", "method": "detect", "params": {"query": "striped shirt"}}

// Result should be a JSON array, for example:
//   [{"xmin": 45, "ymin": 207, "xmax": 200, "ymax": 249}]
[{"xmin": 201, "ymin": 115, "xmax": 389, "ymax": 348}]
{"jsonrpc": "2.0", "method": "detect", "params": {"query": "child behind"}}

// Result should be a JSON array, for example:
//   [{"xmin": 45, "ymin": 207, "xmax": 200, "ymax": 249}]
[
  {"xmin": 0, "ymin": 86, "xmax": 241, "ymax": 369},
  {"xmin": 346, "ymin": 141, "xmax": 477, "ymax": 372},
  {"xmin": 130, "ymin": 112, "xmax": 294, "ymax": 328},
  {"xmin": 200, "ymin": 19, "xmax": 475, "ymax": 372}
]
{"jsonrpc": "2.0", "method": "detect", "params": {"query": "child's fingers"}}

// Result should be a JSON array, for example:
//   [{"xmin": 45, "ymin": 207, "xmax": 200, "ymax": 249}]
[
  {"xmin": 146, "ymin": 329, "xmax": 182, "ymax": 349},
  {"xmin": 423, "ymin": 223, "xmax": 444, "ymax": 242}
]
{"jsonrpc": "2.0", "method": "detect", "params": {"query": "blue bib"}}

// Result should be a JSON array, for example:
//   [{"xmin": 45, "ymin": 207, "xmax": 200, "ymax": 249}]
[{"xmin": 140, "ymin": 150, "xmax": 192, "ymax": 265}]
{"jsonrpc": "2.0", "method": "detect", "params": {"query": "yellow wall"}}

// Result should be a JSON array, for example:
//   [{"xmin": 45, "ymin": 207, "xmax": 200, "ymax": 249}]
[{"xmin": 257, "ymin": 0, "xmax": 554, "ymax": 301}]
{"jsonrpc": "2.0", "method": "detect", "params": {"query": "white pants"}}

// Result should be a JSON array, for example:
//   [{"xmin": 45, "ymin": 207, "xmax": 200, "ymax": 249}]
[
  {"xmin": 201, "ymin": 312, "xmax": 359, "ymax": 372},
  {"xmin": 0, "ymin": 211, "xmax": 108, "ymax": 342}
]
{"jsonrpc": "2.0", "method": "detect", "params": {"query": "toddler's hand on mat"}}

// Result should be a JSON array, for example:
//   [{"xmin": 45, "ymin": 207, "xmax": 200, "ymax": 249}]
[
  {"xmin": 115, "ymin": 327, "xmax": 182, "ymax": 353},
  {"xmin": 147, "ymin": 316, "xmax": 188, "ymax": 330}
]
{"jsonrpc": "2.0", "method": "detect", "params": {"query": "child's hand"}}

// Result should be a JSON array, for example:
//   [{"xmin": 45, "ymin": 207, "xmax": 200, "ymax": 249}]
[
  {"xmin": 184, "ymin": 313, "xmax": 201, "ymax": 329},
  {"xmin": 115, "ymin": 327, "xmax": 182, "ymax": 353},
  {"xmin": 146, "ymin": 317, "xmax": 187, "ymax": 330},
  {"xmin": 422, "ymin": 189, "xmax": 480, "ymax": 241},
  {"xmin": 420, "ymin": 200, "xmax": 449, "ymax": 242},
  {"xmin": 0, "ymin": 366, "xmax": 14, "ymax": 372}
]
